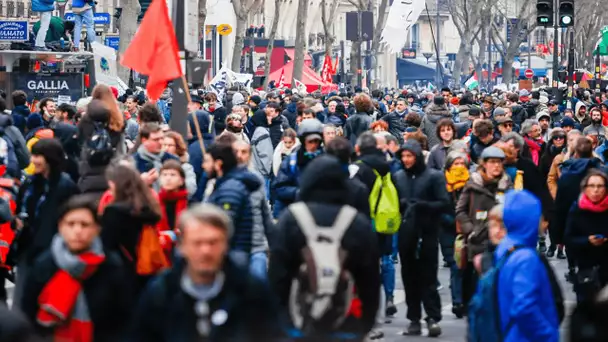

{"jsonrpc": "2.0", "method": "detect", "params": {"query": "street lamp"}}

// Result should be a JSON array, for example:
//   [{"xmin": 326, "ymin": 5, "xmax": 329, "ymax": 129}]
[{"xmin": 423, "ymin": 52, "xmax": 433, "ymax": 64}]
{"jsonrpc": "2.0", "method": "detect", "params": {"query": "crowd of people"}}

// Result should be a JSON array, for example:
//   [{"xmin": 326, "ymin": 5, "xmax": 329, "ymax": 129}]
[{"xmin": 0, "ymin": 82, "xmax": 607, "ymax": 341}]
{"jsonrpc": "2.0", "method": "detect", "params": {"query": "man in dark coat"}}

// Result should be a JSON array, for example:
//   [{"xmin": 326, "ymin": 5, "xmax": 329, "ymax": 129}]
[
  {"xmin": 382, "ymin": 98, "xmax": 409, "ymax": 144},
  {"xmin": 392, "ymin": 140, "xmax": 449, "ymax": 337},
  {"xmin": 10, "ymin": 90, "xmax": 30, "ymax": 135},
  {"xmin": 205, "ymin": 141, "xmax": 260, "ymax": 263},
  {"xmin": 268, "ymin": 155, "xmax": 380, "ymax": 340},
  {"xmin": 130, "ymin": 205, "xmax": 283, "ymax": 342}
]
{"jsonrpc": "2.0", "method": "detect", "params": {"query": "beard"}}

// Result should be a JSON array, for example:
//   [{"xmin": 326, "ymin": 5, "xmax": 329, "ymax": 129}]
[{"xmin": 226, "ymin": 124, "xmax": 243, "ymax": 133}]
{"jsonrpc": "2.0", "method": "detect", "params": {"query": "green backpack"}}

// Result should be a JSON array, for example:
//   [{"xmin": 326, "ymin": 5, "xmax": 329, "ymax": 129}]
[{"xmin": 369, "ymin": 169, "xmax": 401, "ymax": 234}]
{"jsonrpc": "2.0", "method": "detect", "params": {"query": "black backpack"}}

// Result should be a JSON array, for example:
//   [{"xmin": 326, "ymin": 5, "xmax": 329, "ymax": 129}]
[{"xmin": 86, "ymin": 122, "xmax": 114, "ymax": 166}]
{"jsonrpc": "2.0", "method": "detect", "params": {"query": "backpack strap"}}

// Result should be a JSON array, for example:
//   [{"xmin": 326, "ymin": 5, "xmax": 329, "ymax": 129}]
[
  {"xmin": 371, "ymin": 169, "xmax": 384, "ymax": 216},
  {"xmin": 290, "ymin": 202, "xmax": 357, "ymax": 240}
]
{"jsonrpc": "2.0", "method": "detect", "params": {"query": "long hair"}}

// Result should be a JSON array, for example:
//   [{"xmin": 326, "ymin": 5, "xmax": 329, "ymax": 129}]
[
  {"xmin": 92, "ymin": 84, "xmax": 124, "ymax": 132},
  {"xmin": 105, "ymin": 164, "xmax": 161, "ymax": 216},
  {"xmin": 164, "ymin": 130, "xmax": 187, "ymax": 158}
]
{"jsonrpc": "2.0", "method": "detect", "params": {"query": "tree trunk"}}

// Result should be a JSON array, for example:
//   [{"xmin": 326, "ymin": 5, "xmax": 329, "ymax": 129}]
[
  {"xmin": 117, "ymin": 0, "xmax": 141, "ymax": 82},
  {"xmin": 453, "ymin": 40, "xmax": 466, "ymax": 86},
  {"xmin": 198, "ymin": 0, "xmax": 207, "ymax": 40},
  {"xmin": 263, "ymin": 0, "xmax": 281, "ymax": 88},
  {"xmin": 231, "ymin": 14, "xmax": 247, "ymax": 72},
  {"xmin": 370, "ymin": 0, "xmax": 388, "ymax": 56},
  {"xmin": 501, "ymin": 46, "xmax": 519, "ymax": 85},
  {"xmin": 291, "ymin": 0, "xmax": 308, "ymax": 87}
]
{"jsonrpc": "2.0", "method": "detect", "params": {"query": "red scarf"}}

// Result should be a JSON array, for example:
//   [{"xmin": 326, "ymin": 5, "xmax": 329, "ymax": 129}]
[
  {"xmin": 524, "ymin": 137, "xmax": 543, "ymax": 166},
  {"xmin": 158, "ymin": 189, "xmax": 189, "ymax": 231},
  {"xmin": 37, "ymin": 252, "xmax": 105, "ymax": 342},
  {"xmin": 579, "ymin": 193, "xmax": 608, "ymax": 213}
]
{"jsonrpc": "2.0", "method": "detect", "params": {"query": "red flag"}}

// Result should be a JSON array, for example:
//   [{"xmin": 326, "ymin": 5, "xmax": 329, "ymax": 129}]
[
  {"xmin": 321, "ymin": 55, "xmax": 333, "ymax": 83},
  {"xmin": 121, "ymin": 0, "xmax": 181, "ymax": 101},
  {"xmin": 277, "ymin": 68, "xmax": 285, "ymax": 88}
]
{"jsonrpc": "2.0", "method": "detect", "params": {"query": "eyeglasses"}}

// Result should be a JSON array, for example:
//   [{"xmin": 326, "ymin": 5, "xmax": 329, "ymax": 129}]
[
  {"xmin": 552, "ymin": 136, "xmax": 565, "ymax": 140},
  {"xmin": 503, "ymin": 123, "xmax": 513, "ymax": 128}
]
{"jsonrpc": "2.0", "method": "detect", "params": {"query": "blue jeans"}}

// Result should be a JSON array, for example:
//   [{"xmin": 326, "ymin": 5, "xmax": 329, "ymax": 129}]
[
  {"xmin": 439, "ymin": 229, "xmax": 463, "ymax": 305},
  {"xmin": 74, "ymin": 8, "xmax": 96, "ymax": 48},
  {"xmin": 249, "ymin": 251, "xmax": 268, "ymax": 282},
  {"xmin": 381, "ymin": 255, "xmax": 395, "ymax": 300}
]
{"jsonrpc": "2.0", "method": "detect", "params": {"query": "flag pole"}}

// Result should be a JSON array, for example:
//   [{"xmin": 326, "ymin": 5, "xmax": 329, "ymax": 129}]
[{"xmin": 180, "ymin": 75, "xmax": 207, "ymax": 154}]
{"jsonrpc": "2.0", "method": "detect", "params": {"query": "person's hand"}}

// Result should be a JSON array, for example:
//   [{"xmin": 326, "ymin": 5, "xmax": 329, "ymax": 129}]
[
  {"xmin": 588, "ymin": 235, "xmax": 607, "ymax": 246},
  {"xmin": 14, "ymin": 217, "xmax": 23, "ymax": 231},
  {"xmin": 141, "ymin": 169, "xmax": 158, "ymax": 186}
]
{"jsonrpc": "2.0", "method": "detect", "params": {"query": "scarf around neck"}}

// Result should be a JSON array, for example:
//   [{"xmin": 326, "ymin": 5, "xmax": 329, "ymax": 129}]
[
  {"xmin": 445, "ymin": 165, "xmax": 470, "ymax": 192},
  {"xmin": 579, "ymin": 193, "xmax": 608, "ymax": 213},
  {"xmin": 37, "ymin": 234, "xmax": 105, "ymax": 342},
  {"xmin": 524, "ymin": 137, "xmax": 543, "ymax": 165},
  {"xmin": 158, "ymin": 188, "xmax": 189, "ymax": 231}
]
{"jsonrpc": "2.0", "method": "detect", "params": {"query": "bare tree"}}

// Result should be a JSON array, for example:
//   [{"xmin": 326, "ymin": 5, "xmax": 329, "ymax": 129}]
[
  {"xmin": 490, "ymin": 2, "xmax": 537, "ymax": 85},
  {"xmin": 573, "ymin": 0, "xmax": 607, "ymax": 69},
  {"xmin": 321, "ymin": 0, "xmax": 340, "ymax": 58},
  {"xmin": 291, "ymin": 0, "xmax": 309, "ymax": 87},
  {"xmin": 231, "ymin": 0, "xmax": 263, "ymax": 72},
  {"xmin": 447, "ymin": 0, "xmax": 485, "ymax": 85},
  {"xmin": 263, "ymin": 0, "xmax": 282, "ymax": 88},
  {"xmin": 118, "ymin": 0, "xmax": 141, "ymax": 82}
]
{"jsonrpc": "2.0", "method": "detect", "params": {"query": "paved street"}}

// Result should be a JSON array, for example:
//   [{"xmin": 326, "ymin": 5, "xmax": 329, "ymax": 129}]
[{"xmin": 376, "ymin": 255, "xmax": 575, "ymax": 342}]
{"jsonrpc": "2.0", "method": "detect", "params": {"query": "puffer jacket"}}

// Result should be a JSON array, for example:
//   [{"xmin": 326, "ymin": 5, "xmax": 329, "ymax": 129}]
[
  {"xmin": 381, "ymin": 111, "xmax": 408, "ymax": 144},
  {"xmin": 455, "ymin": 171, "xmax": 512, "ymax": 259},
  {"xmin": 420, "ymin": 104, "xmax": 451, "ymax": 148}
]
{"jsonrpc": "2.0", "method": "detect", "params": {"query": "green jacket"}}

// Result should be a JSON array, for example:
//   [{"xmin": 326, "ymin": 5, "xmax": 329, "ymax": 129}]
[{"xmin": 33, "ymin": 16, "xmax": 68, "ymax": 43}]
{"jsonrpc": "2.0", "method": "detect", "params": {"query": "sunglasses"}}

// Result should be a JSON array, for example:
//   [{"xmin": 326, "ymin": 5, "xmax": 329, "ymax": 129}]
[
  {"xmin": 553, "ymin": 136, "xmax": 565, "ymax": 140},
  {"xmin": 503, "ymin": 123, "xmax": 513, "ymax": 128}
]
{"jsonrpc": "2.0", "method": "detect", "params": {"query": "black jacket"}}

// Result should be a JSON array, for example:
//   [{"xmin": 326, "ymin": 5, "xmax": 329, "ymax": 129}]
[
  {"xmin": 269, "ymin": 155, "xmax": 380, "ymax": 337},
  {"xmin": 101, "ymin": 202, "xmax": 161, "ymax": 269},
  {"xmin": 382, "ymin": 111, "xmax": 408, "ymax": 144},
  {"xmin": 565, "ymin": 201, "xmax": 608, "ymax": 268},
  {"xmin": 129, "ymin": 256, "xmax": 284, "ymax": 342},
  {"xmin": 554, "ymin": 158, "xmax": 603, "ymax": 244},
  {"xmin": 21, "ymin": 250, "xmax": 132, "ymax": 342},
  {"xmin": 210, "ymin": 106, "xmax": 228, "ymax": 135},
  {"xmin": 344, "ymin": 112, "xmax": 372, "ymax": 146},
  {"xmin": 392, "ymin": 141, "xmax": 449, "ymax": 238},
  {"xmin": 249, "ymin": 112, "xmax": 287, "ymax": 149},
  {"xmin": 352, "ymin": 150, "xmax": 391, "ymax": 192},
  {"xmin": 15, "ymin": 173, "xmax": 79, "ymax": 263},
  {"xmin": 539, "ymin": 143, "xmax": 565, "ymax": 180}
]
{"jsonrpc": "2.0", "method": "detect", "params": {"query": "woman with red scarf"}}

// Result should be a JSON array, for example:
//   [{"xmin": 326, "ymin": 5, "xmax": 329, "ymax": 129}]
[
  {"xmin": 157, "ymin": 160, "xmax": 189, "ymax": 258},
  {"xmin": 565, "ymin": 170, "xmax": 608, "ymax": 302},
  {"xmin": 521, "ymin": 118, "xmax": 545, "ymax": 166},
  {"xmin": 21, "ymin": 195, "xmax": 131, "ymax": 342}
]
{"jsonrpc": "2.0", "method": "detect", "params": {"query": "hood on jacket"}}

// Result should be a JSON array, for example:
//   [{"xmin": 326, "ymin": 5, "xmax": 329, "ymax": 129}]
[
  {"xmin": 286, "ymin": 102, "xmax": 297, "ymax": 113},
  {"xmin": 397, "ymin": 140, "xmax": 426, "ymax": 175},
  {"xmin": 299, "ymin": 155, "xmax": 348, "ymax": 203},
  {"xmin": 502, "ymin": 190, "xmax": 541, "ymax": 249},
  {"xmin": 218, "ymin": 167, "xmax": 262, "ymax": 193},
  {"xmin": 424, "ymin": 104, "xmax": 451, "ymax": 122},
  {"xmin": 11, "ymin": 105, "xmax": 30, "ymax": 117},
  {"xmin": 0, "ymin": 114, "xmax": 12, "ymax": 129},
  {"xmin": 358, "ymin": 150, "xmax": 390, "ymax": 176},
  {"xmin": 250, "ymin": 111, "xmax": 268, "ymax": 127},
  {"xmin": 575, "ymin": 101, "xmax": 587, "ymax": 119},
  {"xmin": 560, "ymin": 157, "xmax": 602, "ymax": 177}
]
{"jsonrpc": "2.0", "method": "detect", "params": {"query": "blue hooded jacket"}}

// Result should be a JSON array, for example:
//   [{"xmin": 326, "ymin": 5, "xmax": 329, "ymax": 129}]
[{"xmin": 495, "ymin": 190, "xmax": 559, "ymax": 342}]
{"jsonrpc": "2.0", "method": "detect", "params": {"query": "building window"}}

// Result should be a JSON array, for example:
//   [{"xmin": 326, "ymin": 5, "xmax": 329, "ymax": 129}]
[
  {"xmin": 16, "ymin": 2, "xmax": 23, "ymax": 17},
  {"xmin": 534, "ymin": 28, "xmax": 546, "ymax": 45},
  {"xmin": 7, "ymin": 1, "xmax": 14, "ymax": 17},
  {"xmin": 411, "ymin": 24, "xmax": 419, "ymax": 49}
]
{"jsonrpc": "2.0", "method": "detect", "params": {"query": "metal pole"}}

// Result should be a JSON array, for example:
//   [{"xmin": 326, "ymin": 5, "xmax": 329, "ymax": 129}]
[
  {"xmin": 567, "ymin": 29, "xmax": 574, "ymax": 108},
  {"xmin": 527, "ymin": 32, "xmax": 532, "ymax": 71},
  {"xmin": 357, "ymin": 10, "xmax": 363, "ymax": 87},
  {"xmin": 169, "ymin": 0, "xmax": 188, "ymax": 137},
  {"xmin": 249, "ymin": 37, "xmax": 255, "ymax": 74},
  {"xmin": 340, "ymin": 40, "xmax": 345, "ymax": 83},
  {"xmin": 552, "ymin": 0, "xmax": 559, "ymax": 97},
  {"xmin": 366, "ymin": 2, "xmax": 372, "ymax": 87},
  {"xmin": 595, "ymin": 44, "xmax": 602, "ymax": 97},
  {"xmin": 435, "ymin": 0, "xmax": 441, "ymax": 87}
]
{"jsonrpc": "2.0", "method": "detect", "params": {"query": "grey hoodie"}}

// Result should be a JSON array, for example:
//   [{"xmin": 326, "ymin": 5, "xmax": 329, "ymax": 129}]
[{"xmin": 248, "ymin": 168, "xmax": 274, "ymax": 253}]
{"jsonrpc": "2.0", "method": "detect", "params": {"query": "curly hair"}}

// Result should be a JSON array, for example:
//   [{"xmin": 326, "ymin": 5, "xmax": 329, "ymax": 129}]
[
  {"xmin": 435, "ymin": 118, "xmax": 456, "ymax": 141},
  {"xmin": 370, "ymin": 120, "xmax": 389, "ymax": 132},
  {"xmin": 353, "ymin": 93, "xmax": 373, "ymax": 113}
]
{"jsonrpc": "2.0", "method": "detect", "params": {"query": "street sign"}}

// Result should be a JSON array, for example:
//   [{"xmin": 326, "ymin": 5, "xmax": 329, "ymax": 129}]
[
  {"xmin": 104, "ymin": 35, "xmax": 119, "ymax": 50},
  {"xmin": 401, "ymin": 48, "xmax": 416, "ymax": 59},
  {"xmin": 525, "ymin": 69, "xmax": 535, "ymax": 78},
  {"xmin": 64, "ymin": 12, "xmax": 111, "ymax": 25},
  {"xmin": 0, "ymin": 20, "xmax": 28, "ymax": 42},
  {"xmin": 183, "ymin": 0, "xmax": 199, "ymax": 53},
  {"xmin": 218, "ymin": 24, "xmax": 232, "ymax": 36}
]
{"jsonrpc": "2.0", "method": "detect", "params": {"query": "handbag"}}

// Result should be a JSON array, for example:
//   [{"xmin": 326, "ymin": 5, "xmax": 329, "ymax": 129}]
[{"xmin": 454, "ymin": 192, "xmax": 474, "ymax": 269}]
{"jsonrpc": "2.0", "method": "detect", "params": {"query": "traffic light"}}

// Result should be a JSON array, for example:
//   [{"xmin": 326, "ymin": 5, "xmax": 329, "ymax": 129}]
[
  {"xmin": 559, "ymin": 0, "xmax": 574, "ymax": 27},
  {"xmin": 536, "ymin": 0, "xmax": 553, "ymax": 26}
]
